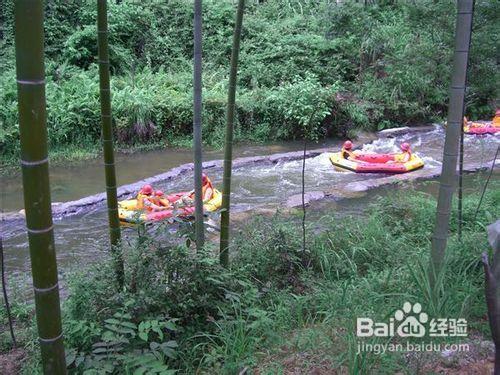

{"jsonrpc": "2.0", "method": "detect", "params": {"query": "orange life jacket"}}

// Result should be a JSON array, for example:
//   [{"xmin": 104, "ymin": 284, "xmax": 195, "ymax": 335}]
[
  {"xmin": 136, "ymin": 193, "xmax": 150, "ymax": 209},
  {"xmin": 202, "ymin": 180, "xmax": 214, "ymax": 201},
  {"xmin": 493, "ymin": 114, "xmax": 500, "ymax": 127},
  {"xmin": 188, "ymin": 179, "xmax": 214, "ymax": 202}
]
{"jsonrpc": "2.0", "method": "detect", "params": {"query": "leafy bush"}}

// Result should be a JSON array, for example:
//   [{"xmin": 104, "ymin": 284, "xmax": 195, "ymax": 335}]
[{"xmin": 65, "ymin": 303, "xmax": 179, "ymax": 373}]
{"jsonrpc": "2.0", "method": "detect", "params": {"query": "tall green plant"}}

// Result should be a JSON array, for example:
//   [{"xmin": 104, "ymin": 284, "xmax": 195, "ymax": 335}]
[
  {"xmin": 97, "ymin": 0, "xmax": 123, "ymax": 287},
  {"xmin": 193, "ymin": 0, "xmax": 205, "ymax": 250},
  {"xmin": 219, "ymin": 0, "xmax": 245, "ymax": 267},
  {"xmin": 430, "ymin": 0, "xmax": 474, "ymax": 283},
  {"xmin": 13, "ymin": 0, "xmax": 66, "ymax": 372}
]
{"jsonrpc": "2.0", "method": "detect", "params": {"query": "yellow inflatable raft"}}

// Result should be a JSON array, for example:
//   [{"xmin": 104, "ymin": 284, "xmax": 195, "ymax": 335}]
[{"xmin": 118, "ymin": 189, "xmax": 222, "ymax": 224}]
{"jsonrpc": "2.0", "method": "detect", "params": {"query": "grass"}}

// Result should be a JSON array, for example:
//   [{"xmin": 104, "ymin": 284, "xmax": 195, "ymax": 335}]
[{"xmin": 1, "ymin": 184, "xmax": 498, "ymax": 373}]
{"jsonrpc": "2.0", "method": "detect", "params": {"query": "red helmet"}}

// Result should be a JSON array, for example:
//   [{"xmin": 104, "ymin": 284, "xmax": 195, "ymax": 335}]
[
  {"xmin": 343, "ymin": 140, "xmax": 353, "ymax": 150},
  {"xmin": 155, "ymin": 190, "xmax": 164, "ymax": 197},
  {"xmin": 202, "ymin": 173, "xmax": 209, "ymax": 183},
  {"xmin": 400, "ymin": 142, "xmax": 411, "ymax": 152},
  {"xmin": 141, "ymin": 184, "xmax": 153, "ymax": 195},
  {"xmin": 495, "ymin": 109, "xmax": 500, "ymax": 116}
]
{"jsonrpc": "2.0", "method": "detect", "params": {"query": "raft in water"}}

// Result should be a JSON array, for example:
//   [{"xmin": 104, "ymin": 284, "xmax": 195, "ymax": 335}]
[
  {"xmin": 464, "ymin": 121, "xmax": 500, "ymax": 135},
  {"xmin": 118, "ymin": 189, "xmax": 222, "ymax": 225},
  {"xmin": 329, "ymin": 152, "xmax": 424, "ymax": 173}
]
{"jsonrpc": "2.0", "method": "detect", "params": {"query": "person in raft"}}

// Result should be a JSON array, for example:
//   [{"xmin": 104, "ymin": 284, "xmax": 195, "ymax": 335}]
[
  {"xmin": 464, "ymin": 116, "xmax": 481, "ymax": 128},
  {"xmin": 464, "ymin": 110, "xmax": 500, "ymax": 128},
  {"xmin": 149, "ymin": 190, "xmax": 172, "ymax": 211},
  {"xmin": 392, "ymin": 142, "xmax": 412, "ymax": 163},
  {"xmin": 136, "ymin": 184, "xmax": 154, "ymax": 210},
  {"xmin": 341, "ymin": 140, "xmax": 355, "ymax": 160},
  {"xmin": 179, "ymin": 173, "xmax": 214, "ymax": 207},
  {"xmin": 137, "ymin": 185, "xmax": 171, "ymax": 211}
]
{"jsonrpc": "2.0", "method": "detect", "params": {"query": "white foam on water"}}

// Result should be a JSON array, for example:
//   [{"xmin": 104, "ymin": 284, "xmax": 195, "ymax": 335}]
[
  {"xmin": 312, "ymin": 152, "xmax": 334, "ymax": 165},
  {"xmin": 421, "ymin": 155, "xmax": 441, "ymax": 168},
  {"xmin": 411, "ymin": 135, "xmax": 423, "ymax": 148},
  {"xmin": 360, "ymin": 137, "xmax": 398, "ymax": 153}
]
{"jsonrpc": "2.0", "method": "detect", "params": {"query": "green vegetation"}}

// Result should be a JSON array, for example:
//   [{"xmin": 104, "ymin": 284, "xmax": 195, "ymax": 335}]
[
  {"xmin": 1, "ymin": 1, "xmax": 498, "ymax": 163},
  {"xmin": 3, "ymin": 186, "xmax": 498, "ymax": 373}
]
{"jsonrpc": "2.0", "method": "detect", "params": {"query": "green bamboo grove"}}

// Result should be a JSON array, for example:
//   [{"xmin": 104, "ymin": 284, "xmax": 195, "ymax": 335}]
[
  {"xmin": 430, "ymin": 0, "xmax": 474, "ymax": 282},
  {"xmin": 13, "ymin": 0, "xmax": 67, "ymax": 372},
  {"xmin": 193, "ymin": 0, "xmax": 205, "ymax": 250},
  {"xmin": 97, "ymin": 0, "xmax": 124, "ymax": 287},
  {"xmin": 219, "ymin": 0, "xmax": 246, "ymax": 267}
]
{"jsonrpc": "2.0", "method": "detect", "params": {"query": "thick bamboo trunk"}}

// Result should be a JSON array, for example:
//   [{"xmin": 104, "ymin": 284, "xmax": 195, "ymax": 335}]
[
  {"xmin": 97, "ymin": 0, "xmax": 123, "ymax": 287},
  {"xmin": 219, "ymin": 0, "xmax": 245, "ymax": 267},
  {"xmin": 193, "ymin": 0, "xmax": 205, "ymax": 250},
  {"xmin": 14, "ymin": 1, "xmax": 66, "ymax": 372},
  {"xmin": 458, "ymin": 124, "xmax": 464, "ymax": 240},
  {"xmin": 429, "ymin": 0, "xmax": 474, "ymax": 282}
]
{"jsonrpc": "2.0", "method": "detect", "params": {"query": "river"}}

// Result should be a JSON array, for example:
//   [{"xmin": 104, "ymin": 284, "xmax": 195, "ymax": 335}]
[{"xmin": 1, "ymin": 126, "xmax": 498, "ymax": 284}]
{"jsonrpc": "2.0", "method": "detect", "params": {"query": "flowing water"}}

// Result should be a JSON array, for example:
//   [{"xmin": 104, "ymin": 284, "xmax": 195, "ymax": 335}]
[{"xmin": 1, "ymin": 126, "xmax": 499, "ymax": 282}]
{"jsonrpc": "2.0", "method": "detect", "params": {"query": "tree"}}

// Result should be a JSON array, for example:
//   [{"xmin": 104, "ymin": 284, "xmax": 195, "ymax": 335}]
[
  {"xmin": 13, "ymin": 0, "xmax": 66, "ymax": 372},
  {"xmin": 97, "ymin": 0, "xmax": 124, "ymax": 287},
  {"xmin": 429, "ymin": 0, "xmax": 474, "ymax": 284},
  {"xmin": 219, "ymin": 0, "xmax": 245, "ymax": 267},
  {"xmin": 193, "ymin": 0, "xmax": 205, "ymax": 250}
]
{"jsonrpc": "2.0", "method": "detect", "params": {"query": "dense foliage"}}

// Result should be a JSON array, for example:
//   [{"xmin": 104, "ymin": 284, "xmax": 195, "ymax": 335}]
[
  {"xmin": 2, "ymin": 186, "xmax": 498, "ymax": 373},
  {"xmin": 1, "ymin": 0, "xmax": 498, "ymax": 159}
]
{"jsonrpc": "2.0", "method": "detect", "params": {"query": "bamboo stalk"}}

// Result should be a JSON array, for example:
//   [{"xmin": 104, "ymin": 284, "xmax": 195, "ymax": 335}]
[
  {"xmin": 430, "ymin": 0, "xmax": 474, "ymax": 283},
  {"xmin": 193, "ymin": 0, "xmax": 205, "ymax": 250},
  {"xmin": 219, "ymin": 0, "xmax": 246, "ymax": 267},
  {"xmin": 97, "ymin": 0, "xmax": 123, "ymax": 287},
  {"xmin": 14, "ymin": 1, "xmax": 66, "ymax": 372},
  {"xmin": 458, "ymin": 121, "xmax": 464, "ymax": 240},
  {"xmin": 301, "ymin": 138, "xmax": 307, "ymax": 253}
]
